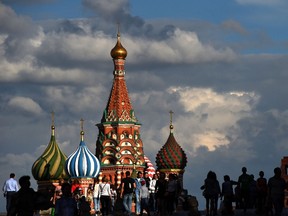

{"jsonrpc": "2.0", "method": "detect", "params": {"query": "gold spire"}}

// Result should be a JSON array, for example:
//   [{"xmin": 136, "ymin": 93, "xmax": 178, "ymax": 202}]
[
  {"xmin": 169, "ymin": 110, "xmax": 174, "ymax": 132},
  {"xmin": 80, "ymin": 118, "xmax": 84, "ymax": 141},
  {"xmin": 110, "ymin": 24, "xmax": 127, "ymax": 59}
]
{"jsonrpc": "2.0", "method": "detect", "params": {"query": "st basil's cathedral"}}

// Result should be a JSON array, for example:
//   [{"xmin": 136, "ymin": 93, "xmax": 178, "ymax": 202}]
[{"xmin": 31, "ymin": 30, "xmax": 188, "ymax": 210}]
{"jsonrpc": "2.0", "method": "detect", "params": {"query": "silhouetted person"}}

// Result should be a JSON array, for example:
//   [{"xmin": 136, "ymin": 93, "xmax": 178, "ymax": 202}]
[
  {"xmin": 78, "ymin": 196, "xmax": 91, "ymax": 216},
  {"xmin": 267, "ymin": 167, "xmax": 287, "ymax": 216},
  {"xmin": 221, "ymin": 175, "xmax": 237, "ymax": 215},
  {"xmin": 249, "ymin": 174, "xmax": 257, "ymax": 208},
  {"xmin": 166, "ymin": 173, "xmax": 179, "ymax": 215},
  {"xmin": 234, "ymin": 183, "xmax": 241, "ymax": 209},
  {"xmin": 155, "ymin": 172, "xmax": 168, "ymax": 216},
  {"xmin": 9, "ymin": 175, "xmax": 36, "ymax": 216},
  {"xmin": 201, "ymin": 171, "xmax": 221, "ymax": 216},
  {"xmin": 238, "ymin": 167, "xmax": 251, "ymax": 212},
  {"xmin": 2, "ymin": 173, "xmax": 18, "ymax": 214},
  {"xmin": 256, "ymin": 171, "xmax": 267, "ymax": 214},
  {"xmin": 54, "ymin": 182, "xmax": 78, "ymax": 216}
]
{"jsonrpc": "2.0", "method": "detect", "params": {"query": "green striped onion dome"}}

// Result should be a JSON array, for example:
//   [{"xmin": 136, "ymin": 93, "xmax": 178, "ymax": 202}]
[
  {"xmin": 156, "ymin": 132, "xmax": 187, "ymax": 170},
  {"xmin": 32, "ymin": 125, "xmax": 68, "ymax": 181}
]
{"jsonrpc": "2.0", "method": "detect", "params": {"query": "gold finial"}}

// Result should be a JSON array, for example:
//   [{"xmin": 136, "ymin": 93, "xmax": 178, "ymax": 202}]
[
  {"xmin": 110, "ymin": 23, "xmax": 127, "ymax": 59},
  {"xmin": 80, "ymin": 118, "xmax": 84, "ymax": 141},
  {"xmin": 169, "ymin": 110, "xmax": 174, "ymax": 132}
]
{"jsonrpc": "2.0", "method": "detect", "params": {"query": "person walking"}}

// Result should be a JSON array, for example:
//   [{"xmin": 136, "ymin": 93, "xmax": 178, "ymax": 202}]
[
  {"xmin": 201, "ymin": 171, "xmax": 221, "ymax": 216},
  {"xmin": 237, "ymin": 167, "xmax": 252, "ymax": 212},
  {"xmin": 93, "ymin": 178, "xmax": 101, "ymax": 214},
  {"xmin": 256, "ymin": 171, "xmax": 267, "ymax": 215},
  {"xmin": 267, "ymin": 167, "xmax": 287, "ymax": 216},
  {"xmin": 110, "ymin": 184, "xmax": 117, "ymax": 213},
  {"xmin": 99, "ymin": 177, "xmax": 111, "ymax": 216},
  {"xmin": 135, "ymin": 171, "xmax": 144, "ymax": 215},
  {"xmin": 2, "ymin": 173, "xmax": 19, "ymax": 214},
  {"xmin": 120, "ymin": 171, "xmax": 136, "ymax": 216},
  {"xmin": 140, "ymin": 179, "xmax": 150, "ymax": 216}
]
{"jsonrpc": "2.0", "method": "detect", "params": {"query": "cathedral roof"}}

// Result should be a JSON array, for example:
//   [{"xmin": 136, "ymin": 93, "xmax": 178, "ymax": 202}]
[
  {"xmin": 101, "ymin": 31, "xmax": 137, "ymax": 123},
  {"xmin": 65, "ymin": 120, "xmax": 100, "ymax": 178},
  {"xmin": 155, "ymin": 112, "xmax": 187, "ymax": 170},
  {"xmin": 32, "ymin": 114, "xmax": 68, "ymax": 181}
]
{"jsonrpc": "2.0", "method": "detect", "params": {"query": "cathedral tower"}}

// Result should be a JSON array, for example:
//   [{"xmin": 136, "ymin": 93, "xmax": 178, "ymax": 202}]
[{"xmin": 95, "ymin": 31, "xmax": 145, "ymax": 187}]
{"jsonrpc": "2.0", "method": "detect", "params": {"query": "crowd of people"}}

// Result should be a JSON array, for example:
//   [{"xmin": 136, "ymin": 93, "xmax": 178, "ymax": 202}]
[
  {"xmin": 2, "ymin": 170, "xmax": 183, "ymax": 216},
  {"xmin": 4, "ymin": 166, "xmax": 287, "ymax": 216},
  {"xmin": 118, "ymin": 170, "xmax": 183, "ymax": 216},
  {"xmin": 200, "ymin": 166, "xmax": 288, "ymax": 216}
]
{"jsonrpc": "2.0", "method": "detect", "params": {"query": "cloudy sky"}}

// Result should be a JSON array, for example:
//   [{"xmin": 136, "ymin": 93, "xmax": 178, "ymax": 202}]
[{"xmin": 1, "ymin": 0, "xmax": 288, "ymax": 212}]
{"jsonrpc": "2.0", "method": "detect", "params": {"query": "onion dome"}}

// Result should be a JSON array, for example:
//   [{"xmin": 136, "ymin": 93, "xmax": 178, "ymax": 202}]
[
  {"xmin": 65, "ymin": 119, "xmax": 100, "ymax": 178},
  {"xmin": 156, "ymin": 111, "xmax": 187, "ymax": 170},
  {"xmin": 144, "ymin": 155, "xmax": 156, "ymax": 178},
  {"xmin": 32, "ymin": 112, "xmax": 68, "ymax": 181},
  {"xmin": 110, "ymin": 31, "xmax": 127, "ymax": 60}
]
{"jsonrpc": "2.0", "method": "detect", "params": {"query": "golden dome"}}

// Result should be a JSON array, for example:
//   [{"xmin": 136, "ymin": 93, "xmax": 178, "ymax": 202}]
[{"xmin": 110, "ymin": 33, "xmax": 127, "ymax": 59}]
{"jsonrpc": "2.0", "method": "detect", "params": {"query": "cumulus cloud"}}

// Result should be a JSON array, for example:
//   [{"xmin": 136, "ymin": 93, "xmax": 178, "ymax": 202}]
[
  {"xmin": 0, "ymin": 3, "xmax": 43, "ymax": 61},
  {"xmin": 43, "ymin": 85, "xmax": 107, "ymax": 113},
  {"xmin": 37, "ymin": 31, "xmax": 113, "ymax": 65},
  {"xmin": 8, "ymin": 96, "xmax": 43, "ymax": 115},
  {"xmin": 0, "ymin": 3, "xmax": 37, "ymax": 37},
  {"xmin": 0, "ymin": 13, "xmax": 239, "ymax": 84},
  {"xmin": 126, "ymin": 28, "xmax": 237, "ymax": 64},
  {"xmin": 164, "ymin": 87, "xmax": 260, "ymax": 151}
]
